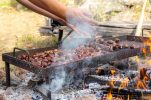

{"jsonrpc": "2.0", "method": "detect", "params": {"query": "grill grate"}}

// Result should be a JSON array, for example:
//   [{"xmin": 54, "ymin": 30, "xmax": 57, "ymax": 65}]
[{"xmin": 2, "ymin": 35, "xmax": 150, "ymax": 87}]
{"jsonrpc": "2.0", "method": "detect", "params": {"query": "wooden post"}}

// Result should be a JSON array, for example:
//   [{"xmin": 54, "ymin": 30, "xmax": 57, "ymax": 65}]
[{"xmin": 135, "ymin": 0, "xmax": 148, "ymax": 36}]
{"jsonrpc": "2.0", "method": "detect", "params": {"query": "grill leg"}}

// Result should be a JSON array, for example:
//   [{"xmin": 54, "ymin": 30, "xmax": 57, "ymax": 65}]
[{"xmin": 5, "ymin": 62, "xmax": 10, "ymax": 87}]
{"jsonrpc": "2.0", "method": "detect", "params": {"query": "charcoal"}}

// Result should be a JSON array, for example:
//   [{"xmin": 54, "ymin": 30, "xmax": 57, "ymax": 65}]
[
  {"xmin": 149, "ymin": 81, "xmax": 151, "ymax": 89},
  {"xmin": 146, "ymin": 69, "xmax": 151, "ymax": 79},
  {"xmin": 112, "ymin": 45, "xmax": 119, "ymax": 51},
  {"xmin": 130, "ymin": 44, "xmax": 135, "ymax": 49},
  {"xmin": 96, "ymin": 68, "xmax": 106, "ymax": 75},
  {"xmin": 96, "ymin": 38, "xmax": 104, "ymax": 44},
  {"xmin": 109, "ymin": 60, "xmax": 129, "ymax": 70},
  {"xmin": 127, "ymin": 71, "xmax": 139, "ymax": 79}
]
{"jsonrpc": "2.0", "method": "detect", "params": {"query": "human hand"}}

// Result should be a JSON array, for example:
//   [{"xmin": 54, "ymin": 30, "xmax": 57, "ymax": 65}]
[
  {"xmin": 65, "ymin": 8, "xmax": 99, "ymax": 36},
  {"xmin": 66, "ymin": 8, "xmax": 98, "ymax": 26}
]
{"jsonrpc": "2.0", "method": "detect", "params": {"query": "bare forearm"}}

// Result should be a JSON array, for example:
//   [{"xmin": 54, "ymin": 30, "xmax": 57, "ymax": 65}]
[
  {"xmin": 17, "ymin": 0, "xmax": 66, "ymax": 25},
  {"xmin": 28, "ymin": 0, "xmax": 50, "ymax": 12},
  {"xmin": 32, "ymin": 0, "xmax": 67, "ymax": 20}
]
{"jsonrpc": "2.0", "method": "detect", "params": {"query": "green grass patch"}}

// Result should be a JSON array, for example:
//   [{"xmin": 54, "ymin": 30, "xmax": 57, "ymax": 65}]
[
  {"xmin": 16, "ymin": 34, "xmax": 58, "ymax": 49},
  {"xmin": 0, "ymin": 0, "xmax": 11, "ymax": 7}
]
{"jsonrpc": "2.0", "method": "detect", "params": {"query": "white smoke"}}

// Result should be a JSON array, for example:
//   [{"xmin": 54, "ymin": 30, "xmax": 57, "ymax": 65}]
[
  {"xmin": 49, "ymin": 67, "xmax": 66, "ymax": 92},
  {"xmin": 80, "ymin": 0, "xmax": 100, "ymax": 10},
  {"xmin": 48, "ymin": 1, "xmax": 97, "ymax": 92}
]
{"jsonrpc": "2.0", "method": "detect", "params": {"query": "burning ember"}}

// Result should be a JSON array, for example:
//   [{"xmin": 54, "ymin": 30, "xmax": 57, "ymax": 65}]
[
  {"xmin": 119, "ymin": 77, "xmax": 129, "ymax": 89},
  {"xmin": 136, "ymin": 80, "xmax": 147, "ymax": 89},
  {"xmin": 127, "ymin": 95, "xmax": 130, "ymax": 100},
  {"xmin": 84, "ymin": 62, "xmax": 151, "ymax": 100},
  {"xmin": 136, "ymin": 68, "xmax": 151, "ymax": 89},
  {"xmin": 107, "ymin": 91, "xmax": 112, "ymax": 100}
]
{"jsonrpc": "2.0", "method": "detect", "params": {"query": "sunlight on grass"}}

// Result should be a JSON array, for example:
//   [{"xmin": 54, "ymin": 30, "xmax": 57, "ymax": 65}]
[
  {"xmin": 16, "ymin": 34, "xmax": 58, "ymax": 49},
  {"xmin": 0, "ymin": 0, "xmax": 11, "ymax": 7},
  {"xmin": 0, "ymin": 0, "xmax": 18, "ymax": 6}
]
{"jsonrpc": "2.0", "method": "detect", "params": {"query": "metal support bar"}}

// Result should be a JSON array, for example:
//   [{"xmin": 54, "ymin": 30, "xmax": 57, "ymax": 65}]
[
  {"xmin": 58, "ymin": 29, "xmax": 63, "ymax": 42},
  {"xmin": 5, "ymin": 62, "xmax": 10, "ymax": 87},
  {"xmin": 13, "ymin": 47, "xmax": 30, "ymax": 61},
  {"xmin": 47, "ymin": 91, "xmax": 51, "ymax": 100},
  {"xmin": 57, "ymin": 30, "xmax": 73, "ymax": 45}
]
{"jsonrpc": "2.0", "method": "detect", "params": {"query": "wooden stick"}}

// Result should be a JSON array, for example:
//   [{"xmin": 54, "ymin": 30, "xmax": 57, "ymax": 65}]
[{"xmin": 135, "ymin": 0, "xmax": 148, "ymax": 36}]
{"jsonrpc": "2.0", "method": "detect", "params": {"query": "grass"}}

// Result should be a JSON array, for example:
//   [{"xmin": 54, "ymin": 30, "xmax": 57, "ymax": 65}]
[
  {"xmin": 0, "ymin": 0, "xmax": 17, "ymax": 7},
  {"xmin": 0, "ymin": 0, "xmax": 10, "ymax": 7},
  {"xmin": 0, "ymin": 7, "xmax": 45, "ymax": 70},
  {"xmin": 16, "ymin": 34, "xmax": 58, "ymax": 49}
]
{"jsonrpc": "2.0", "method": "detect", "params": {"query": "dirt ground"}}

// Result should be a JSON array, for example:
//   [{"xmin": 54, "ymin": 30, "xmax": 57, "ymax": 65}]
[
  {"xmin": 0, "ymin": 7, "xmax": 45, "ymax": 51},
  {"xmin": 0, "ymin": 7, "xmax": 45, "ymax": 69}
]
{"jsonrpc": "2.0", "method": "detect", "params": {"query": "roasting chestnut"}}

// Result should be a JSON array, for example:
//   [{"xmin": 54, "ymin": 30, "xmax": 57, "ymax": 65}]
[
  {"xmin": 112, "ymin": 46, "xmax": 117, "ymax": 51},
  {"xmin": 41, "ymin": 62, "xmax": 48, "ymax": 68},
  {"xmin": 112, "ymin": 45, "xmax": 119, "ymax": 51},
  {"xmin": 130, "ymin": 44, "xmax": 135, "ymax": 49},
  {"xmin": 32, "ymin": 61, "xmax": 41, "ymax": 67},
  {"xmin": 44, "ymin": 53, "xmax": 50, "ymax": 57},
  {"xmin": 117, "ymin": 45, "xmax": 122, "ymax": 49},
  {"xmin": 21, "ymin": 54, "xmax": 27, "ymax": 59},
  {"xmin": 96, "ymin": 38, "xmax": 104, "ymax": 44},
  {"xmin": 95, "ymin": 48, "xmax": 100, "ymax": 52},
  {"xmin": 107, "ymin": 40, "xmax": 115, "ymax": 44},
  {"xmin": 122, "ymin": 44, "xmax": 129, "ymax": 48},
  {"xmin": 115, "ymin": 38, "xmax": 120, "ymax": 43},
  {"xmin": 19, "ymin": 35, "xmax": 135, "ymax": 68},
  {"xmin": 47, "ymin": 61, "xmax": 52, "ymax": 65}
]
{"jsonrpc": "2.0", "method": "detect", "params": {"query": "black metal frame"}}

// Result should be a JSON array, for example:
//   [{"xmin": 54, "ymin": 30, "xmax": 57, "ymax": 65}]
[
  {"xmin": 2, "ymin": 35, "xmax": 150, "ymax": 87},
  {"xmin": 5, "ymin": 62, "xmax": 10, "ymax": 87}
]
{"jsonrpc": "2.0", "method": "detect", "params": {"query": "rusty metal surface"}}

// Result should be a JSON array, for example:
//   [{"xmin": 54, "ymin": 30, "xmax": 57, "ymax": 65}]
[{"xmin": 2, "ymin": 35, "xmax": 150, "ymax": 75}]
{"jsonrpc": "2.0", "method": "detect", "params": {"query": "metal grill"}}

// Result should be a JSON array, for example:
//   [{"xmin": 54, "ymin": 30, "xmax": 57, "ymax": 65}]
[{"xmin": 2, "ymin": 35, "xmax": 150, "ymax": 87}]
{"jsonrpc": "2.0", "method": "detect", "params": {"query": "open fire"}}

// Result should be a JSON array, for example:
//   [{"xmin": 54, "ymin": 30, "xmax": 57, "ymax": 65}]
[
  {"xmin": 99, "ymin": 35, "xmax": 151, "ymax": 99},
  {"xmin": 2, "ymin": 35, "xmax": 151, "ymax": 100},
  {"xmin": 52, "ymin": 65, "xmax": 150, "ymax": 100}
]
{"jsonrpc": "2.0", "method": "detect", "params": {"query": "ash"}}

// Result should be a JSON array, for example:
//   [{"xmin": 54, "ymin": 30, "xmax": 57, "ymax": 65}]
[
  {"xmin": 51, "ymin": 87, "xmax": 103, "ymax": 100},
  {"xmin": 0, "ymin": 56, "xmax": 151, "ymax": 100},
  {"xmin": 0, "ymin": 72, "xmax": 43, "ymax": 100}
]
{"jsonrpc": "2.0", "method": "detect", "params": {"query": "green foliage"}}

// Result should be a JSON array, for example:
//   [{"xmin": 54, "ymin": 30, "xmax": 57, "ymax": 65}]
[
  {"xmin": 0, "ymin": 0, "xmax": 18, "ymax": 7},
  {"xmin": 16, "ymin": 34, "xmax": 58, "ymax": 49},
  {"xmin": 0, "ymin": 0, "xmax": 27, "ymax": 11},
  {"xmin": 10, "ymin": 0, "xmax": 18, "ymax": 7},
  {"xmin": 0, "ymin": 0, "xmax": 11, "ymax": 7}
]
